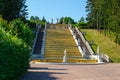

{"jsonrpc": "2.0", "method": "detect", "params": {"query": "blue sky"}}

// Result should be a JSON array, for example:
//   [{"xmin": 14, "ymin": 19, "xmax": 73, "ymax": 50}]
[{"xmin": 26, "ymin": 0, "xmax": 87, "ymax": 23}]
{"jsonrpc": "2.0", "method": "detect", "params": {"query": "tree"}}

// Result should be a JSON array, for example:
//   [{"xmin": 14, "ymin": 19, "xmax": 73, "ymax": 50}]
[
  {"xmin": 86, "ymin": 0, "xmax": 120, "ymax": 45},
  {"xmin": 77, "ymin": 17, "xmax": 87, "ymax": 29},
  {"xmin": 0, "ymin": 0, "xmax": 28, "ymax": 21},
  {"xmin": 59, "ymin": 17, "xmax": 75, "ymax": 24},
  {"xmin": 80, "ymin": 17, "xmax": 85, "ymax": 22},
  {"xmin": 41, "ymin": 16, "xmax": 46, "ymax": 22},
  {"xmin": 59, "ymin": 17, "xmax": 64, "ymax": 24},
  {"xmin": 35, "ymin": 16, "xmax": 40, "ymax": 21},
  {"xmin": 30, "ymin": 16, "xmax": 35, "ymax": 21}
]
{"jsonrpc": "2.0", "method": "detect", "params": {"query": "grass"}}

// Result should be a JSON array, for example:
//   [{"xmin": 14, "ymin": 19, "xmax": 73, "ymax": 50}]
[{"xmin": 81, "ymin": 29, "xmax": 120, "ymax": 63}]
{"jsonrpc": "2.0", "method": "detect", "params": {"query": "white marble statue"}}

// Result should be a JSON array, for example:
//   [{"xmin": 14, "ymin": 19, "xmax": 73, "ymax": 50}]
[
  {"xmin": 78, "ymin": 38, "xmax": 80, "ymax": 46},
  {"xmin": 63, "ymin": 49, "xmax": 67, "ymax": 63},
  {"xmin": 57, "ymin": 18, "xmax": 59, "ymax": 23},
  {"xmin": 83, "ymin": 47, "xmax": 86, "ymax": 54}
]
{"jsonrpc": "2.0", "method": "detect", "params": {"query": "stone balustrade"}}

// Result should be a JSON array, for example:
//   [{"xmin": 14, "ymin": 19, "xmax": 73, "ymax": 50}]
[{"xmin": 46, "ymin": 23, "xmax": 70, "ymax": 29}]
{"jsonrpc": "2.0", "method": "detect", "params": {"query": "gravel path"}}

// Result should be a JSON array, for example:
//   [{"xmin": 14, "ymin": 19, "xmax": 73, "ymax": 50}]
[{"xmin": 20, "ymin": 63, "xmax": 120, "ymax": 80}]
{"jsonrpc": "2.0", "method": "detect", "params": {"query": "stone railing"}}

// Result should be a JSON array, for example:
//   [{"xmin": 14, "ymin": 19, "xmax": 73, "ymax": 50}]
[
  {"xmin": 46, "ymin": 24, "xmax": 70, "ymax": 29},
  {"xmin": 68, "ymin": 26, "xmax": 84, "ymax": 57},
  {"xmin": 74, "ymin": 27, "xmax": 94, "ymax": 55},
  {"xmin": 73, "ymin": 27, "xmax": 110, "ymax": 63},
  {"xmin": 31, "ymin": 25, "xmax": 40, "ymax": 55},
  {"xmin": 101, "ymin": 54, "xmax": 110, "ymax": 62},
  {"xmin": 40, "ymin": 23, "xmax": 47, "ymax": 58}
]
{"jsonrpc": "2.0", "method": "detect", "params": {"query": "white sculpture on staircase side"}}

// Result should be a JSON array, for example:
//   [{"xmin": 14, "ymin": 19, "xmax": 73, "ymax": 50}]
[
  {"xmin": 78, "ymin": 38, "xmax": 80, "ymax": 46},
  {"xmin": 63, "ymin": 49, "xmax": 67, "ymax": 63}
]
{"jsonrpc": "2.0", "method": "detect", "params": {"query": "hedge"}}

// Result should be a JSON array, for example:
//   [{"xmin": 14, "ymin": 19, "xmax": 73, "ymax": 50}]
[
  {"xmin": 9, "ymin": 19, "xmax": 33, "ymax": 46},
  {"xmin": 0, "ymin": 17, "xmax": 31, "ymax": 80}
]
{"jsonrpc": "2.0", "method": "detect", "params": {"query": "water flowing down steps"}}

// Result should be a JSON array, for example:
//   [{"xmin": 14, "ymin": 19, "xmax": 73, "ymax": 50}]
[
  {"xmin": 31, "ymin": 24, "xmax": 98, "ymax": 63},
  {"xmin": 45, "ymin": 29, "xmax": 81, "ymax": 59}
]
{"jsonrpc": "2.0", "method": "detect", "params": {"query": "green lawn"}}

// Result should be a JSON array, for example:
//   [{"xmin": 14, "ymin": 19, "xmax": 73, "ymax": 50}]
[{"xmin": 81, "ymin": 29, "xmax": 120, "ymax": 63}]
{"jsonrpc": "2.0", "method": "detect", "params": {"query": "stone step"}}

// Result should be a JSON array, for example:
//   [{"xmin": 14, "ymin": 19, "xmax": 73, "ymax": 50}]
[
  {"xmin": 31, "ymin": 59, "xmax": 97, "ymax": 63},
  {"xmin": 44, "ymin": 29, "xmax": 81, "ymax": 60}
]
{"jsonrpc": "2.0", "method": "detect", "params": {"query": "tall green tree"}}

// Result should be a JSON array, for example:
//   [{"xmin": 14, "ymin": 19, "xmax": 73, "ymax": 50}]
[
  {"xmin": 0, "ymin": 0, "xmax": 28, "ymax": 21},
  {"xmin": 79, "ymin": 17, "xmax": 85, "ymax": 22},
  {"xmin": 86, "ymin": 0, "xmax": 120, "ymax": 45},
  {"xmin": 41, "ymin": 16, "xmax": 46, "ymax": 22},
  {"xmin": 77, "ymin": 17, "xmax": 87, "ymax": 28}
]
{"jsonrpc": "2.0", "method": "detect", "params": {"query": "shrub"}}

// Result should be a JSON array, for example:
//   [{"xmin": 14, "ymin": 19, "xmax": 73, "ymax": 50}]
[
  {"xmin": 9, "ymin": 19, "xmax": 33, "ymax": 46},
  {"xmin": 0, "ymin": 17, "xmax": 9, "ymax": 31},
  {"xmin": 0, "ymin": 27, "xmax": 30, "ymax": 80},
  {"xmin": 0, "ymin": 18, "xmax": 31, "ymax": 80}
]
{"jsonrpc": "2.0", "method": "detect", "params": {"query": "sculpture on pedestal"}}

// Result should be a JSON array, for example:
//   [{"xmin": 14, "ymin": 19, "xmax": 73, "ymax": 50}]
[{"xmin": 57, "ymin": 18, "xmax": 59, "ymax": 24}]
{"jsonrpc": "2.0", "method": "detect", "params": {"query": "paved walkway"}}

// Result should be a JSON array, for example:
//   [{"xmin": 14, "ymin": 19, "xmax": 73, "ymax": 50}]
[{"xmin": 20, "ymin": 63, "xmax": 120, "ymax": 80}]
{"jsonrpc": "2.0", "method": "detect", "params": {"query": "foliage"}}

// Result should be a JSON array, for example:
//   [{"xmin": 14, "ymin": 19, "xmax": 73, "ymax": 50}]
[
  {"xmin": 27, "ymin": 20, "xmax": 36, "ymax": 28},
  {"xmin": 0, "ymin": 0, "xmax": 28, "ymax": 21},
  {"xmin": 30, "ymin": 16, "xmax": 41, "ymax": 24},
  {"xmin": 41, "ymin": 16, "xmax": 46, "ymax": 22},
  {"xmin": 9, "ymin": 19, "xmax": 33, "ymax": 46},
  {"xmin": 0, "ymin": 17, "xmax": 9, "ymax": 30},
  {"xmin": 81, "ymin": 29, "xmax": 120, "ymax": 63},
  {"xmin": 59, "ymin": 17, "xmax": 75, "ymax": 24},
  {"xmin": 77, "ymin": 17, "xmax": 87, "ymax": 29},
  {"xmin": 0, "ymin": 23, "xmax": 30, "ymax": 80},
  {"xmin": 86, "ymin": 0, "xmax": 120, "ymax": 45},
  {"xmin": 79, "ymin": 17, "xmax": 85, "ymax": 22},
  {"xmin": 29, "ymin": 16, "xmax": 47, "ymax": 29}
]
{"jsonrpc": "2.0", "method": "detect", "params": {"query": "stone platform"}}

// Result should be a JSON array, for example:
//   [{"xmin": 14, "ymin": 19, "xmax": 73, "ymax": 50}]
[{"xmin": 20, "ymin": 63, "xmax": 120, "ymax": 80}]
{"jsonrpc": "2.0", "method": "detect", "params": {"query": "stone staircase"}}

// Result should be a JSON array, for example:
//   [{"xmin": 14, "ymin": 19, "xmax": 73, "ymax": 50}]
[
  {"xmin": 31, "ymin": 24, "xmax": 98, "ymax": 63},
  {"xmin": 45, "ymin": 29, "xmax": 81, "ymax": 59}
]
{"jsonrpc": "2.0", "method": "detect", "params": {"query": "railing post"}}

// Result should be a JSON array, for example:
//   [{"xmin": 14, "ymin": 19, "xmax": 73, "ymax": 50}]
[{"xmin": 103, "ymin": 54, "xmax": 109, "ymax": 62}]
